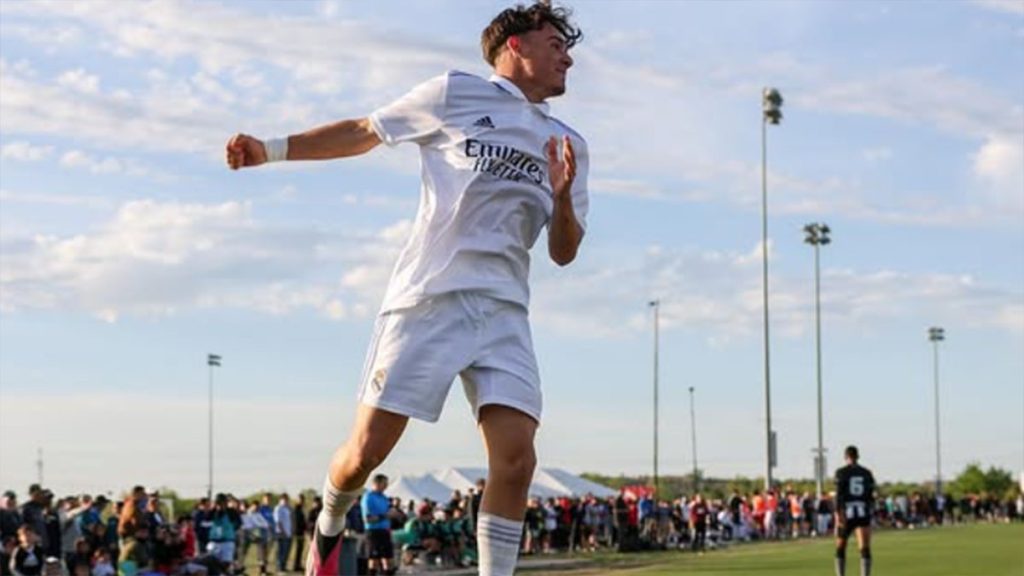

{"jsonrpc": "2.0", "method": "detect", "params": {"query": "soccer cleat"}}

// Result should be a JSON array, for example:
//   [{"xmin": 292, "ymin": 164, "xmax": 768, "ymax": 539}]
[{"xmin": 305, "ymin": 527, "xmax": 342, "ymax": 576}]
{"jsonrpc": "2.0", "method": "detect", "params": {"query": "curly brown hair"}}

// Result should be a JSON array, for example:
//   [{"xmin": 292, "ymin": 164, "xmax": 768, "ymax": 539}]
[{"xmin": 481, "ymin": 2, "xmax": 583, "ymax": 67}]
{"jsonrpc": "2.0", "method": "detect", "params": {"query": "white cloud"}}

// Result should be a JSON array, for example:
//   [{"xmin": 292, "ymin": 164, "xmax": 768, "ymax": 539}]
[
  {"xmin": 60, "ymin": 150, "xmax": 121, "ymax": 174},
  {"xmin": 0, "ymin": 188, "xmax": 110, "ymax": 209},
  {"xmin": 56, "ymin": 67, "xmax": 99, "ymax": 93},
  {"xmin": 530, "ymin": 243, "xmax": 1024, "ymax": 339},
  {"xmin": 0, "ymin": 200, "xmax": 395, "ymax": 320},
  {"xmin": 797, "ymin": 67, "xmax": 1020, "ymax": 140},
  {"xmin": 0, "ymin": 141, "xmax": 53, "ymax": 161},
  {"xmin": 973, "ymin": 0, "xmax": 1024, "ymax": 15},
  {"xmin": 3, "ymin": 197, "xmax": 1019, "ymax": 338},
  {"xmin": 862, "ymin": 147, "xmax": 893, "ymax": 163},
  {"xmin": 973, "ymin": 134, "xmax": 1024, "ymax": 212},
  {"xmin": 58, "ymin": 149, "xmax": 160, "ymax": 178}
]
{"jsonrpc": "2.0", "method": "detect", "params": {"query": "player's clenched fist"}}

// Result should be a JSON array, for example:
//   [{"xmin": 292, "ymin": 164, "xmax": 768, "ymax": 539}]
[{"xmin": 225, "ymin": 133, "xmax": 267, "ymax": 170}]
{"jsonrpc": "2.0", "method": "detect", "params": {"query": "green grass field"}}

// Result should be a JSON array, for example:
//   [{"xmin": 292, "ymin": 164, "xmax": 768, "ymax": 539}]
[{"xmin": 530, "ymin": 523, "xmax": 1024, "ymax": 576}]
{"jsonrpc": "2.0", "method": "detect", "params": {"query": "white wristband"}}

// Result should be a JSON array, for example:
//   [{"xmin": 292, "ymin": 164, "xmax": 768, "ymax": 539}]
[{"xmin": 264, "ymin": 137, "xmax": 289, "ymax": 163}]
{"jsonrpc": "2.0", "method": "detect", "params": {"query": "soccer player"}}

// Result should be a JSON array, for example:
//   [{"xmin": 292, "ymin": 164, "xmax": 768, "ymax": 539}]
[
  {"xmin": 833, "ymin": 445, "xmax": 876, "ymax": 576},
  {"xmin": 224, "ymin": 4, "xmax": 587, "ymax": 576}
]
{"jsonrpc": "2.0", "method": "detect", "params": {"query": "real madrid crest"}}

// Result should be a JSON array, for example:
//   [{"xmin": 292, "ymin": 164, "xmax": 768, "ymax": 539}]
[{"xmin": 371, "ymin": 368, "xmax": 387, "ymax": 392}]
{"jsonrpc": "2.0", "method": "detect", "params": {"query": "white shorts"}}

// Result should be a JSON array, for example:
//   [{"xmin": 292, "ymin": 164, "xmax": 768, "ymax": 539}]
[{"xmin": 357, "ymin": 291, "xmax": 542, "ymax": 423}]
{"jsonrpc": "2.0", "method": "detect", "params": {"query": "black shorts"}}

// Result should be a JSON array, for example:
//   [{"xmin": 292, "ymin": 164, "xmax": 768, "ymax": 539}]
[
  {"xmin": 837, "ymin": 516, "xmax": 871, "ymax": 539},
  {"xmin": 367, "ymin": 529, "xmax": 394, "ymax": 560}
]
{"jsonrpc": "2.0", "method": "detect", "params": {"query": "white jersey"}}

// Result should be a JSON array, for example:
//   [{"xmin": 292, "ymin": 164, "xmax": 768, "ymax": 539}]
[{"xmin": 368, "ymin": 71, "xmax": 589, "ymax": 313}]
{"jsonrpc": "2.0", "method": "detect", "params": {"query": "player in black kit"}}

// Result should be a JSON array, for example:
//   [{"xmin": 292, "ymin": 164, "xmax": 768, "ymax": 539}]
[{"xmin": 834, "ymin": 445, "xmax": 875, "ymax": 576}]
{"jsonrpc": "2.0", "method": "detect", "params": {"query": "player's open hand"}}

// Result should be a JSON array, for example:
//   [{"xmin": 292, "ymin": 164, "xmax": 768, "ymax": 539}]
[
  {"xmin": 545, "ymin": 135, "xmax": 575, "ymax": 201},
  {"xmin": 225, "ymin": 133, "xmax": 267, "ymax": 170}
]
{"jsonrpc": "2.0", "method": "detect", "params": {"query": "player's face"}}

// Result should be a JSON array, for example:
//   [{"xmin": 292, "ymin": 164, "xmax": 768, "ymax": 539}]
[{"xmin": 518, "ymin": 23, "xmax": 573, "ymax": 98}]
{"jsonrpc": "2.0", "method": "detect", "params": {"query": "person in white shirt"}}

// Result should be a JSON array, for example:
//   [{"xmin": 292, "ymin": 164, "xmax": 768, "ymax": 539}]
[{"xmin": 225, "ymin": 3, "xmax": 585, "ymax": 576}]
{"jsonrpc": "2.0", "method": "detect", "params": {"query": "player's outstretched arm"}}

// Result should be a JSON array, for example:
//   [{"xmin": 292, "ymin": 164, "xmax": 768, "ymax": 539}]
[
  {"xmin": 225, "ymin": 118, "xmax": 382, "ymax": 170},
  {"xmin": 546, "ymin": 135, "xmax": 582, "ymax": 266}
]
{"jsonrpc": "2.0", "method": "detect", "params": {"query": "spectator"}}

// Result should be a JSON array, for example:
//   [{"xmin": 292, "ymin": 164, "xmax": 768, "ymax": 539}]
[
  {"xmin": 361, "ymin": 475, "xmax": 393, "ymax": 576},
  {"xmin": 470, "ymin": 479, "xmax": 485, "ymax": 531},
  {"xmin": 64, "ymin": 539, "xmax": 89, "ymax": 575},
  {"xmin": 41, "ymin": 493, "xmax": 60, "ymax": 560},
  {"xmin": 59, "ymin": 497, "xmax": 90, "ymax": 570},
  {"xmin": 272, "ymin": 495, "xmax": 292, "ymax": 574},
  {"xmin": 257, "ymin": 496, "xmax": 275, "ymax": 545},
  {"xmin": 18, "ymin": 488, "xmax": 46, "ymax": 554},
  {"xmin": 11, "ymin": 526, "xmax": 42, "ymax": 576},
  {"xmin": 306, "ymin": 498, "xmax": 321, "ymax": 541},
  {"xmin": 191, "ymin": 500, "xmax": 211, "ymax": 558},
  {"xmin": 145, "ymin": 493, "xmax": 165, "ymax": 533},
  {"xmin": 2, "ymin": 535, "xmax": 16, "ymax": 576},
  {"xmin": 522, "ymin": 499, "xmax": 543, "ymax": 555},
  {"xmin": 241, "ymin": 502, "xmax": 268, "ymax": 576},
  {"xmin": 689, "ymin": 494, "xmax": 708, "ymax": 553},
  {"xmin": 1, "ymin": 493, "xmax": 21, "ymax": 546},
  {"xmin": 91, "ymin": 549, "xmax": 115, "ymax": 576},
  {"xmin": 117, "ymin": 487, "xmax": 149, "ymax": 567},
  {"xmin": 291, "ymin": 495, "xmax": 307, "ymax": 573},
  {"xmin": 817, "ymin": 493, "xmax": 833, "ymax": 537},
  {"xmin": 207, "ymin": 495, "xmax": 236, "ymax": 573},
  {"xmin": 80, "ymin": 496, "xmax": 108, "ymax": 540}
]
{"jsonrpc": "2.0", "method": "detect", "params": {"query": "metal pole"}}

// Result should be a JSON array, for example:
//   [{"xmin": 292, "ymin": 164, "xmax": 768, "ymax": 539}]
[
  {"xmin": 934, "ymin": 344, "xmax": 942, "ymax": 496},
  {"xmin": 689, "ymin": 386, "xmax": 698, "ymax": 492},
  {"xmin": 813, "ymin": 240, "xmax": 824, "ymax": 502},
  {"xmin": 761, "ymin": 111, "xmax": 773, "ymax": 492},
  {"xmin": 208, "ymin": 362, "xmax": 214, "ymax": 501},
  {"xmin": 652, "ymin": 300, "xmax": 660, "ymax": 498}
]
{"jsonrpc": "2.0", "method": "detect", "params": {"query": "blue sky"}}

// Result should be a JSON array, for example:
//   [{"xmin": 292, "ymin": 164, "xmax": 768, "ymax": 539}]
[{"xmin": 1, "ymin": 0, "xmax": 1022, "ymax": 497}]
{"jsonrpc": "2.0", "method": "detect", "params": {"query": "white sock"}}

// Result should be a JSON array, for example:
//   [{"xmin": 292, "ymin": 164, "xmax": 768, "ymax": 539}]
[
  {"xmin": 477, "ymin": 512, "xmax": 522, "ymax": 576},
  {"xmin": 317, "ymin": 475, "xmax": 362, "ymax": 537}
]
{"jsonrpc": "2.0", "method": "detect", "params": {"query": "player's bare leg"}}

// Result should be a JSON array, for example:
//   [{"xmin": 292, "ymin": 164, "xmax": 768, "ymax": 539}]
[
  {"xmin": 328, "ymin": 405, "xmax": 409, "ymax": 491},
  {"xmin": 477, "ymin": 404, "xmax": 538, "ymax": 576},
  {"xmin": 307, "ymin": 405, "xmax": 408, "ymax": 576},
  {"xmin": 834, "ymin": 519, "xmax": 848, "ymax": 576},
  {"xmin": 855, "ymin": 527, "xmax": 872, "ymax": 576}
]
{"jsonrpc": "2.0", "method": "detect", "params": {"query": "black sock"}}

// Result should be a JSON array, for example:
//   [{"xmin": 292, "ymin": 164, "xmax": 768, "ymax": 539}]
[
  {"xmin": 835, "ymin": 549, "xmax": 847, "ymax": 576},
  {"xmin": 860, "ymin": 548, "xmax": 872, "ymax": 576}
]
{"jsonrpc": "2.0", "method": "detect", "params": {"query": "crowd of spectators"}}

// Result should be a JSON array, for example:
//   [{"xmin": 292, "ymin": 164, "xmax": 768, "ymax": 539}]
[
  {"xmin": 0, "ymin": 485, "xmax": 315, "ymax": 576},
  {"xmin": 2, "ymin": 480, "xmax": 1021, "ymax": 576}
]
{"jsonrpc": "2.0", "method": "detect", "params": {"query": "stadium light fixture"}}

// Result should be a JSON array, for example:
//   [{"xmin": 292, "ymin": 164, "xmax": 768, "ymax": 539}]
[
  {"xmin": 649, "ymin": 300, "xmax": 660, "ymax": 499},
  {"xmin": 207, "ymin": 353, "xmax": 222, "ymax": 500},
  {"xmin": 804, "ymin": 222, "xmax": 831, "ymax": 503},
  {"xmin": 928, "ymin": 327, "xmax": 945, "ymax": 497},
  {"xmin": 761, "ymin": 87, "xmax": 783, "ymax": 490}
]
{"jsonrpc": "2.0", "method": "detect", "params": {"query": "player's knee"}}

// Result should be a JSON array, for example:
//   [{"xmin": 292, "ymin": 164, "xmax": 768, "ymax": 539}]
[{"xmin": 488, "ymin": 448, "xmax": 536, "ymax": 486}]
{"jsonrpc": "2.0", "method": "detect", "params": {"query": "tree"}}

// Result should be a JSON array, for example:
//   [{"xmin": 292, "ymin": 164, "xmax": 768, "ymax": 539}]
[{"xmin": 949, "ymin": 463, "xmax": 1015, "ymax": 498}]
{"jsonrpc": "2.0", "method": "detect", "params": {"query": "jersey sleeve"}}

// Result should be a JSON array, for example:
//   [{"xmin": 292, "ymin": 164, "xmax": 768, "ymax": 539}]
[
  {"xmin": 834, "ymin": 468, "xmax": 846, "ymax": 507},
  {"xmin": 369, "ymin": 73, "xmax": 449, "ymax": 147}
]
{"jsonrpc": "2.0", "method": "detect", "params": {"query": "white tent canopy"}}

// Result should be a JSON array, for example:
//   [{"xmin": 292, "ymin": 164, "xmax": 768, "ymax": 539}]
[
  {"xmin": 385, "ymin": 474, "xmax": 454, "ymax": 504},
  {"xmin": 379, "ymin": 467, "xmax": 617, "ymax": 504}
]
